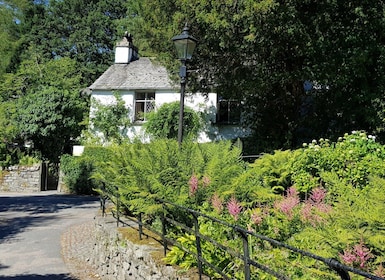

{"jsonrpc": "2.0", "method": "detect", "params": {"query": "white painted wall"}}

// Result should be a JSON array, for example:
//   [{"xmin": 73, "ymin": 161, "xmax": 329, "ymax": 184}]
[{"xmin": 90, "ymin": 90, "xmax": 250, "ymax": 143}]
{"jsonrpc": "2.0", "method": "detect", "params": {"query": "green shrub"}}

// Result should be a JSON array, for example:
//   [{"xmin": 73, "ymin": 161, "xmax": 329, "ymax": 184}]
[
  {"xmin": 18, "ymin": 155, "xmax": 40, "ymax": 166},
  {"xmin": 144, "ymin": 102, "xmax": 204, "ymax": 140},
  {"xmin": 60, "ymin": 154, "xmax": 93, "ymax": 194},
  {"xmin": 91, "ymin": 139, "xmax": 245, "ymax": 215},
  {"xmin": 89, "ymin": 93, "xmax": 131, "ymax": 144},
  {"xmin": 165, "ymin": 132, "xmax": 385, "ymax": 278},
  {"xmin": 60, "ymin": 146, "xmax": 113, "ymax": 194},
  {"xmin": 87, "ymin": 132, "xmax": 385, "ymax": 278}
]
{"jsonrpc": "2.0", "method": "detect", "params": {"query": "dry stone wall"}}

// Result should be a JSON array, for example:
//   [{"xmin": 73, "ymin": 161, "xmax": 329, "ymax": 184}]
[
  {"xmin": 0, "ymin": 164, "xmax": 41, "ymax": 192},
  {"xmin": 89, "ymin": 217, "xmax": 190, "ymax": 280}
]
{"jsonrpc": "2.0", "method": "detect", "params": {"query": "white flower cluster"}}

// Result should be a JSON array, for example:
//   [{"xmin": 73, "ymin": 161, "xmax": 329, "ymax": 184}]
[
  {"xmin": 368, "ymin": 135, "xmax": 376, "ymax": 141},
  {"xmin": 303, "ymin": 131, "xmax": 376, "ymax": 151},
  {"xmin": 302, "ymin": 138, "xmax": 330, "ymax": 151},
  {"xmin": 345, "ymin": 131, "xmax": 376, "ymax": 142}
]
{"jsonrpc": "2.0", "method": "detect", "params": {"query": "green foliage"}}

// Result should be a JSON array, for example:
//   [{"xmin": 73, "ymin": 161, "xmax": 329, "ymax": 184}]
[
  {"xmin": 60, "ymin": 154, "xmax": 94, "ymax": 195},
  {"xmin": 144, "ymin": 101, "xmax": 203, "ymax": 141},
  {"xmin": 0, "ymin": 0, "xmax": 127, "ymax": 164},
  {"xmin": 89, "ymin": 93, "xmax": 131, "ymax": 144},
  {"xmin": 17, "ymin": 85, "xmax": 87, "ymax": 163},
  {"xmin": 91, "ymin": 140, "xmax": 244, "ymax": 216},
  {"xmin": 18, "ymin": 155, "xmax": 40, "ymax": 166},
  {"xmin": 0, "ymin": 101, "xmax": 20, "ymax": 167},
  {"xmin": 159, "ymin": 133, "xmax": 385, "ymax": 278},
  {"xmin": 0, "ymin": 52, "xmax": 88, "ymax": 164},
  {"xmin": 162, "ymin": 234, "xmax": 197, "ymax": 270},
  {"xmin": 292, "ymin": 131, "xmax": 385, "ymax": 192},
  {"xmin": 121, "ymin": 0, "xmax": 385, "ymax": 151},
  {"xmin": 0, "ymin": 0, "xmax": 28, "ymax": 76},
  {"xmin": 59, "ymin": 146, "xmax": 113, "ymax": 194},
  {"xmin": 21, "ymin": 0, "xmax": 127, "ymax": 85},
  {"xmin": 72, "ymin": 132, "xmax": 385, "ymax": 278}
]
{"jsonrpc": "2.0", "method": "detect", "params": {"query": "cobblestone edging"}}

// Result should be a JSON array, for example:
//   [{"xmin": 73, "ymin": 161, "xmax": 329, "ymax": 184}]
[{"xmin": 62, "ymin": 216, "xmax": 192, "ymax": 280}]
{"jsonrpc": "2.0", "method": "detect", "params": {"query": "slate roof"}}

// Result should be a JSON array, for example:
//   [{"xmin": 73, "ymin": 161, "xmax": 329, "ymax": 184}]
[{"xmin": 89, "ymin": 57, "xmax": 175, "ymax": 91}]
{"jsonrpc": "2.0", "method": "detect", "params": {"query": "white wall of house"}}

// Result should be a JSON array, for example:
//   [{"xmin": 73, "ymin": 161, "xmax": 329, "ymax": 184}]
[{"xmin": 90, "ymin": 89, "xmax": 250, "ymax": 143}]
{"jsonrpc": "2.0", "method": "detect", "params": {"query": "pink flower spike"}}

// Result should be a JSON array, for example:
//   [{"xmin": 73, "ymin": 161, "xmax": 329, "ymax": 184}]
[
  {"xmin": 211, "ymin": 193, "xmax": 223, "ymax": 213},
  {"xmin": 310, "ymin": 187, "xmax": 327, "ymax": 204},
  {"xmin": 251, "ymin": 212, "xmax": 263, "ymax": 225},
  {"xmin": 227, "ymin": 196, "xmax": 243, "ymax": 221},
  {"xmin": 353, "ymin": 242, "xmax": 372, "ymax": 268},
  {"xmin": 300, "ymin": 202, "xmax": 313, "ymax": 223},
  {"xmin": 189, "ymin": 174, "xmax": 199, "ymax": 196},
  {"xmin": 287, "ymin": 186, "xmax": 299, "ymax": 198},
  {"xmin": 340, "ymin": 248, "xmax": 357, "ymax": 265},
  {"xmin": 274, "ymin": 189, "xmax": 300, "ymax": 219},
  {"xmin": 202, "ymin": 176, "xmax": 210, "ymax": 187}
]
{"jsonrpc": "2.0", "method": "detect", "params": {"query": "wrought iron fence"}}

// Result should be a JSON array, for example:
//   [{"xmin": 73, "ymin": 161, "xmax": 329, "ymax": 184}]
[{"xmin": 105, "ymin": 197, "xmax": 383, "ymax": 280}]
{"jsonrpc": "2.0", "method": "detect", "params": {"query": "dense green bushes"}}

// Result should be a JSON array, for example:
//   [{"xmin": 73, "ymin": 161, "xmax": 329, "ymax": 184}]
[
  {"xmin": 91, "ymin": 140, "xmax": 246, "ymax": 215},
  {"xmin": 144, "ymin": 102, "xmax": 204, "ymax": 140},
  {"xmin": 60, "ymin": 133, "xmax": 385, "ymax": 278},
  {"xmin": 193, "ymin": 131, "xmax": 385, "ymax": 278},
  {"xmin": 0, "ymin": 149, "xmax": 40, "ymax": 169},
  {"xmin": 60, "ymin": 146, "xmax": 113, "ymax": 194}
]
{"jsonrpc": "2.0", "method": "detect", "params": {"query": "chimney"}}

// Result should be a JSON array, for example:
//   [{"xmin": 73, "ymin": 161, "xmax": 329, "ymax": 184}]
[{"xmin": 115, "ymin": 32, "xmax": 139, "ymax": 64}]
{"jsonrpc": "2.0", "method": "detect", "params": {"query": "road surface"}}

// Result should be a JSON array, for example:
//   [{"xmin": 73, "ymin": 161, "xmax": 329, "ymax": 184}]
[{"xmin": 0, "ymin": 191, "xmax": 99, "ymax": 280}]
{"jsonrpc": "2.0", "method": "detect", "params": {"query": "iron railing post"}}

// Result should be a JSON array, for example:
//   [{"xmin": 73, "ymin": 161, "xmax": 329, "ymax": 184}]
[
  {"xmin": 239, "ymin": 230, "xmax": 251, "ymax": 280},
  {"xmin": 100, "ymin": 183, "xmax": 106, "ymax": 217},
  {"xmin": 116, "ymin": 186, "xmax": 119, "ymax": 227},
  {"xmin": 161, "ymin": 208, "xmax": 168, "ymax": 256},
  {"xmin": 193, "ymin": 213, "xmax": 203, "ymax": 280},
  {"xmin": 138, "ymin": 212, "xmax": 143, "ymax": 240}
]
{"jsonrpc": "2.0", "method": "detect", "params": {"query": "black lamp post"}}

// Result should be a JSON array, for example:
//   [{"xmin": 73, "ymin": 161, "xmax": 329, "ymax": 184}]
[{"xmin": 172, "ymin": 23, "xmax": 197, "ymax": 145}]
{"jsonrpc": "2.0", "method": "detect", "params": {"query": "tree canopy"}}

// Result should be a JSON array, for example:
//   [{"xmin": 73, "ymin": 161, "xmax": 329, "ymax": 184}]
[
  {"xmin": 0, "ymin": 0, "xmax": 127, "ymax": 164},
  {"xmin": 121, "ymin": 0, "xmax": 385, "ymax": 153},
  {"xmin": 1, "ymin": 0, "xmax": 385, "ymax": 162}
]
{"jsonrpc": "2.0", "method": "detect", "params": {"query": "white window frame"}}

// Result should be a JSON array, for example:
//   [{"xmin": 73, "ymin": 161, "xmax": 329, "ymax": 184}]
[{"xmin": 134, "ymin": 92, "xmax": 155, "ymax": 122}]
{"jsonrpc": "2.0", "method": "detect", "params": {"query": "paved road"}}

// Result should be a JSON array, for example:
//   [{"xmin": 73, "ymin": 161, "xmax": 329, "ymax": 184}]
[{"xmin": 0, "ymin": 191, "xmax": 99, "ymax": 280}]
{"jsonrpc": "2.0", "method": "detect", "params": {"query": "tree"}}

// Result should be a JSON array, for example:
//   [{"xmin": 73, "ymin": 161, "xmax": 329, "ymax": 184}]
[
  {"xmin": 17, "ymin": 85, "xmax": 86, "ymax": 162},
  {"xmin": 22, "ymin": 0, "xmax": 127, "ymax": 85},
  {"xmin": 0, "ymin": 0, "xmax": 129, "ymax": 163},
  {"xmin": 0, "ymin": 53, "xmax": 87, "ymax": 163},
  {"xmin": 89, "ymin": 93, "xmax": 131, "ymax": 144},
  {"xmin": 144, "ymin": 102, "xmax": 203, "ymax": 140},
  {"xmin": 0, "ymin": 101, "xmax": 21, "ymax": 167},
  {"xmin": 120, "ymin": 0, "xmax": 385, "ymax": 152},
  {"xmin": 0, "ymin": 0, "xmax": 29, "ymax": 76}
]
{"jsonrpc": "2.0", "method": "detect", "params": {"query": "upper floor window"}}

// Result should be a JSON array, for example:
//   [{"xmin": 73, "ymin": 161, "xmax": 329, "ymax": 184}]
[
  {"xmin": 216, "ymin": 99, "xmax": 241, "ymax": 124},
  {"xmin": 135, "ymin": 92, "xmax": 155, "ymax": 121}
]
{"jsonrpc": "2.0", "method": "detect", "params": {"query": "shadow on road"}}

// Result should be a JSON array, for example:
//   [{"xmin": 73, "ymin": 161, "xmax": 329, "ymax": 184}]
[
  {"xmin": 0, "ymin": 193, "xmax": 99, "ymax": 243},
  {"xmin": 0, "ymin": 214, "xmax": 59, "ymax": 242},
  {"xmin": 0, "ymin": 273, "xmax": 78, "ymax": 279},
  {"xmin": 0, "ymin": 193, "xmax": 99, "ymax": 214}
]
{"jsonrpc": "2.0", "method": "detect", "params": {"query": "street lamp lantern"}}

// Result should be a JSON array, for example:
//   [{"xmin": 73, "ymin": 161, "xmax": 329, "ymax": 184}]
[
  {"xmin": 172, "ymin": 23, "xmax": 197, "ymax": 146},
  {"xmin": 172, "ymin": 24, "xmax": 197, "ymax": 61}
]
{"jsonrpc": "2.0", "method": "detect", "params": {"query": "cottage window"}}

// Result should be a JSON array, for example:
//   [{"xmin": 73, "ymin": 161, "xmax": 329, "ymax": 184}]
[
  {"xmin": 216, "ymin": 99, "xmax": 241, "ymax": 124},
  {"xmin": 135, "ymin": 92, "xmax": 155, "ymax": 121}
]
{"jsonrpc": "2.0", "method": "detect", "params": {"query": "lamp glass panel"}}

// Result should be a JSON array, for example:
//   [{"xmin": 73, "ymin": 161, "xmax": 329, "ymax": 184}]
[{"xmin": 174, "ymin": 39, "xmax": 196, "ymax": 60}]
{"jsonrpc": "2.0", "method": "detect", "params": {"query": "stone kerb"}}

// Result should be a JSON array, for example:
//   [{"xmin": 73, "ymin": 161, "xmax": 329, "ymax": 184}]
[{"xmin": 0, "ymin": 163, "xmax": 42, "ymax": 192}]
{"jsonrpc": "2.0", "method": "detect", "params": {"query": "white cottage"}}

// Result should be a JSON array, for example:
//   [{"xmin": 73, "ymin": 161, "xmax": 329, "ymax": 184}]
[{"xmin": 88, "ymin": 33, "xmax": 249, "ymax": 143}]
